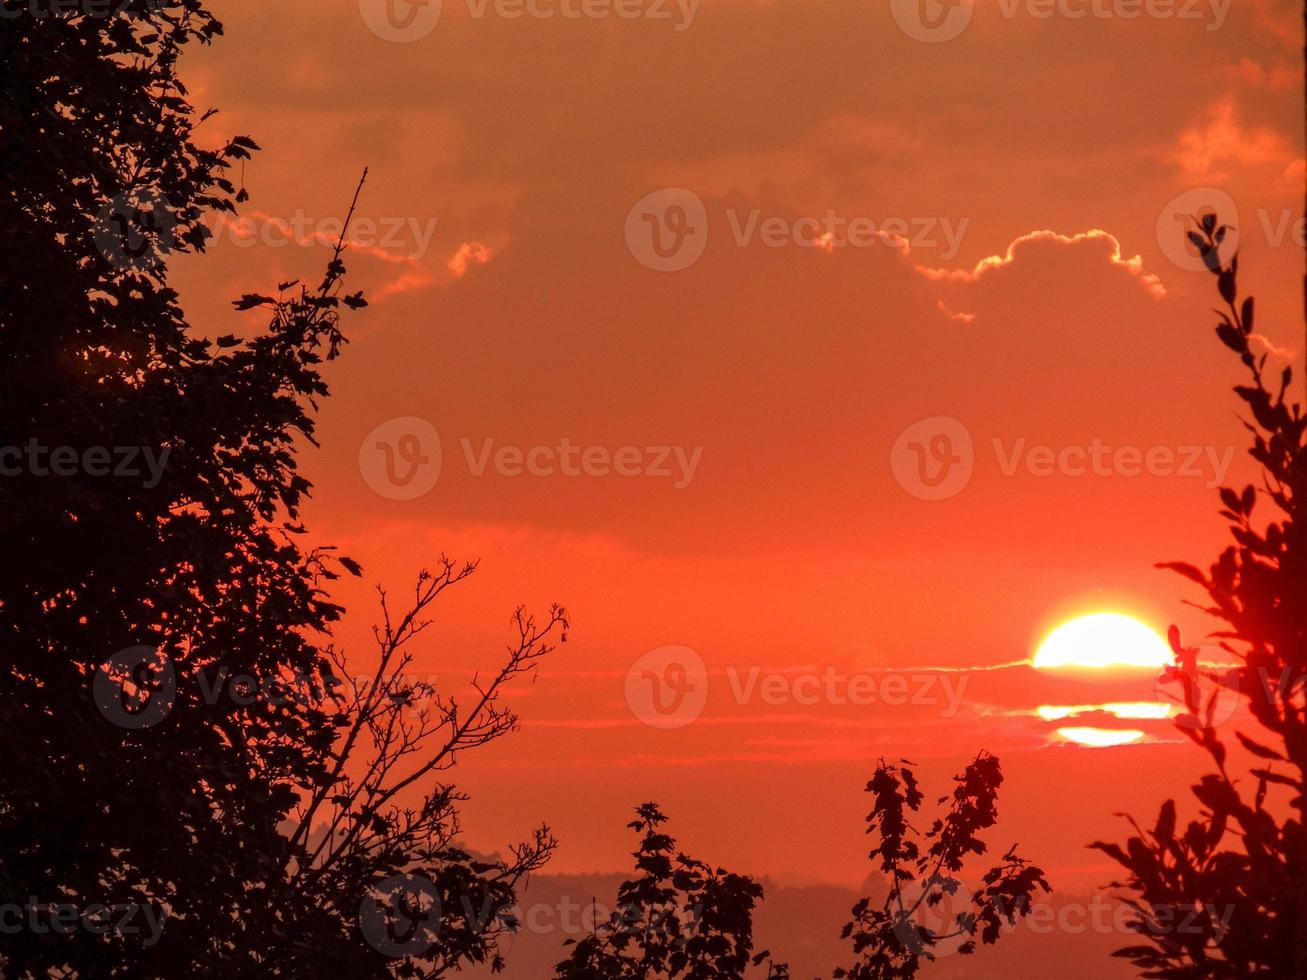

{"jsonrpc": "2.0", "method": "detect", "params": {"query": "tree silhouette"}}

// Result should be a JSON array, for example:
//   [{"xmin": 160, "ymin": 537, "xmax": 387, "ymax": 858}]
[
  {"xmin": 1090, "ymin": 215, "xmax": 1307, "ymax": 977},
  {"xmin": 0, "ymin": 5, "xmax": 561, "ymax": 977},
  {"xmin": 557, "ymin": 756, "xmax": 1046, "ymax": 980},
  {"xmin": 833, "ymin": 753, "xmax": 1049, "ymax": 980},
  {"xmin": 553, "ymin": 803, "xmax": 773, "ymax": 980},
  {"xmin": 288, "ymin": 560, "xmax": 567, "ymax": 979}
]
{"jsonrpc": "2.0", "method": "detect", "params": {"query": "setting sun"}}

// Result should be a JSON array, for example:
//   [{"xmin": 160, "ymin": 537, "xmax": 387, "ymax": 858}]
[
  {"xmin": 1055, "ymin": 727, "xmax": 1147, "ymax": 748},
  {"xmin": 1033, "ymin": 612, "xmax": 1173, "ymax": 670}
]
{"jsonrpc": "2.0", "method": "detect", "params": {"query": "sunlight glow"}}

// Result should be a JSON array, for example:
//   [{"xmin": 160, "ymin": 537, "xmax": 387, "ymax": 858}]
[
  {"xmin": 1056, "ymin": 727, "xmax": 1147, "ymax": 748},
  {"xmin": 1032, "ymin": 613, "xmax": 1172, "ymax": 670},
  {"xmin": 1037, "ymin": 702, "xmax": 1172, "ymax": 721}
]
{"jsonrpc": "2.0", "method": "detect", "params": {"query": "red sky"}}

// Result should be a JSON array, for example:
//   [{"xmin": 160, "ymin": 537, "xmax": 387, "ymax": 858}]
[{"xmin": 170, "ymin": 0, "xmax": 1302, "ymax": 902}]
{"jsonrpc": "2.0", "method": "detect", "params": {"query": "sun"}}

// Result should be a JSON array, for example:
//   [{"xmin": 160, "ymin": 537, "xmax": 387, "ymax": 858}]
[
  {"xmin": 1055, "ymin": 727, "xmax": 1146, "ymax": 748},
  {"xmin": 1032, "ymin": 612, "xmax": 1172, "ymax": 670}
]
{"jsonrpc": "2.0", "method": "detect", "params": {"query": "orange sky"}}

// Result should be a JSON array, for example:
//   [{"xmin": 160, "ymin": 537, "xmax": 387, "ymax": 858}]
[{"xmin": 169, "ymin": 0, "xmax": 1303, "ymax": 893}]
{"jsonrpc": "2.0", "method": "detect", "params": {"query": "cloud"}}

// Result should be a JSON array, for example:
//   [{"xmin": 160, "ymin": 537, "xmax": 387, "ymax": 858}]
[
  {"xmin": 1224, "ymin": 56, "xmax": 1300, "ymax": 92},
  {"xmin": 914, "ymin": 229, "xmax": 1166, "ymax": 305},
  {"xmin": 371, "ymin": 267, "xmax": 440, "ymax": 300},
  {"xmin": 1170, "ymin": 95, "xmax": 1292, "ymax": 182},
  {"xmin": 1248, "ymin": 331, "xmax": 1298, "ymax": 361},
  {"xmin": 937, "ymin": 299, "xmax": 976, "ymax": 324},
  {"xmin": 448, "ymin": 240, "xmax": 494, "ymax": 277}
]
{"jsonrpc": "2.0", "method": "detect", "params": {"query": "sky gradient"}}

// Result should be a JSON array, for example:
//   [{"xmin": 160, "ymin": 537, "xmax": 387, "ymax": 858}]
[{"xmin": 168, "ymin": 0, "xmax": 1302, "ymax": 908}]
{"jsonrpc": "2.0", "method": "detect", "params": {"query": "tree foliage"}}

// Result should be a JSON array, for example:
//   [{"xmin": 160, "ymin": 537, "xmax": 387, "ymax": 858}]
[
  {"xmin": 559, "ymin": 756, "xmax": 1045, "ymax": 980},
  {"xmin": 554, "ymin": 803, "xmax": 770, "ymax": 980},
  {"xmin": 1090, "ymin": 214, "xmax": 1307, "ymax": 978},
  {"xmin": 833, "ymin": 753, "xmax": 1049, "ymax": 979},
  {"xmin": 0, "ymin": 5, "xmax": 561, "ymax": 977},
  {"xmin": 288, "ymin": 560, "xmax": 567, "ymax": 980}
]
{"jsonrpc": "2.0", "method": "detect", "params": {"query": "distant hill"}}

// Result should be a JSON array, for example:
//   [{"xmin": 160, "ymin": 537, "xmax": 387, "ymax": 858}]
[{"xmin": 459, "ymin": 872, "xmax": 1140, "ymax": 978}]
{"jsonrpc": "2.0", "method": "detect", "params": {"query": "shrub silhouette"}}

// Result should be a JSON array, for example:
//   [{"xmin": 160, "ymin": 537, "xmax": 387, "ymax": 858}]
[{"xmin": 1090, "ymin": 215, "xmax": 1307, "ymax": 977}]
